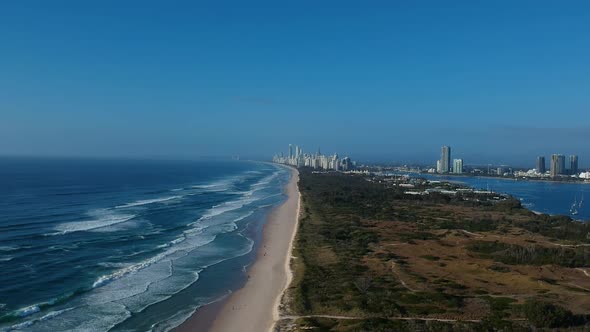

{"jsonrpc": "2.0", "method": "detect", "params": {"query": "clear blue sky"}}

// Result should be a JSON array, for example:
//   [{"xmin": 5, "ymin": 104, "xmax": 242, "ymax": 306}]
[{"xmin": 1, "ymin": 1, "xmax": 589, "ymax": 166}]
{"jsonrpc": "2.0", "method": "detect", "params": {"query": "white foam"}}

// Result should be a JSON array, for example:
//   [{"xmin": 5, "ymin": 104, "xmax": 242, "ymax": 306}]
[
  {"xmin": 197, "ymin": 198, "xmax": 254, "ymax": 221},
  {"xmin": 115, "ymin": 265, "xmax": 200, "ymax": 314},
  {"xmin": 8, "ymin": 319, "xmax": 35, "ymax": 330},
  {"xmin": 155, "ymin": 235, "xmax": 190, "ymax": 250},
  {"xmin": 170, "ymin": 237, "xmax": 185, "ymax": 245},
  {"xmin": 16, "ymin": 305, "xmax": 40, "ymax": 317},
  {"xmin": 251, "ymin": 171, "xmax": 280, "ymax": 188},
  {"xmin": 191, "ymin": 171, "xmax": 284, "ymax": 227},
  {"xmin": 92, "ymin": 256, "xmax": 161, "ymax": 288},
  {"xmin": 97, "ymin": 262, "xmax": 133, "ymax": 268},
  {"xmin": 150, "ymin": 306, "xmax": 200, "ymax": 332},
  {"xmin": 115, "ymin": 196, "xmax": 181, "ymax": 209},
  {"xmin": 91, "ymin": 231, "xmax": 215, "ymax": 289},
  {"xmin": 87, "ymin": 198, "xmax": 253, "ymax": 296},
  {"xmin": 53, "ymin": 210, "xmax": 136, "ymax": 234},
  {"xmin": 230, "ymin": 171, "xmax": 282, "ymax": 198},
  {"xmin": 192, "ymin": 184, "xmax": 217, "ymax": 189},
  {"xmin": 191, "ymin": 171, "xmax": 262, "ymax": 192},
  {"xmin": 0, "ymin": 245, "xmax": 18, "ymax": 252},
  {"xmin": 191, "ymin": 179, "xmax": 233, "ymax": 192},
  {"xmin": 48, "ymin": 302, "xmax": 131, "ymax": 332},
  {"xmin": 7, "ymin": 307, "xmax": 74, "ymax": 331},
  {"xmin": 38, "ymin": 308, "xmax": 73, "ymax": 321},
  {"xmin": 19, "ymin": 224, "xmax": 254, "ymax": 331},
  {"xmin": 234, "ymin": 210, "xmax": 255, "ymax": 222}
]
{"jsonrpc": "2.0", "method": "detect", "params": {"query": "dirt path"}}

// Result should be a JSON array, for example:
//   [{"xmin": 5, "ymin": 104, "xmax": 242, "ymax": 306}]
[
  {"xmin": 280, "ymin": 314, "xmax": 482, "ymax": 323},
  {"xmin": 390, "ymin": 260, "xmax": 418, "ymax": 292}
]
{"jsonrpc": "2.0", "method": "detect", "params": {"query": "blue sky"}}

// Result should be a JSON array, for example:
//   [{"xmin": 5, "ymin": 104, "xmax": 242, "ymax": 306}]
[{"xmin": 1, "ymin": 1, "xmax": 589, "ymax": 166}]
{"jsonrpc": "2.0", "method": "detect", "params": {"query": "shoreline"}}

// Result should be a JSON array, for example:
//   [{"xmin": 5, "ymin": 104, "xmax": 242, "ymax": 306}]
[
  {"xmin": 175, "ymin": 166, "xmax": 300, "ymax": 332},
  {"xmin": 407, "ymin": 172, "xmax": 588, "ymax": 223}
]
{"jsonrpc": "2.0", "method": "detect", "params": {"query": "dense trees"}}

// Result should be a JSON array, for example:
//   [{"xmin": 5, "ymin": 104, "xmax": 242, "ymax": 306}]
[
  {"xmin": 522, "ymin": 300, "xmax": 574, "ymax": 328},
  {"xmin": 468, "ymin": 240, "xmax": 590, "ymax": 267}
]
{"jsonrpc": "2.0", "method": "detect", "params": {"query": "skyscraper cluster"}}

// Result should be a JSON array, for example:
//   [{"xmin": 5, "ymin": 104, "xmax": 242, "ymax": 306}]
[
  {"xmin": 540, "ymin": 154, "xmax": 579, "ymax": 177},
  {"xmin": 436, "ymin": 146, "xmax": 463, "ymax": 174},
  {"xmin": 273, "ymin": 144, "xmax": 354, "ymax": 171}
]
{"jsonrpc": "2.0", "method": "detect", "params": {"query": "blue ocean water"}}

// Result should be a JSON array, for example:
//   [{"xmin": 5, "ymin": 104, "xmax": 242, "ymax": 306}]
[
  {"xmin": 0, "ymin": 158, "xmax": 290, "ymax": 331},
  {"xmin": 409, "ymin": 173, "xmax": 590, "ymax": 222}
]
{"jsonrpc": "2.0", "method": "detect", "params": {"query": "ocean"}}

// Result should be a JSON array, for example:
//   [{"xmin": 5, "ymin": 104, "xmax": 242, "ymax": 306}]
[
  {"xmin": 0, "ymin": 158, "xmax": 290, "ymax": 331},
  {"xmin": 398, "ymin": 173, "xmax": 590, "ymax": 222}
]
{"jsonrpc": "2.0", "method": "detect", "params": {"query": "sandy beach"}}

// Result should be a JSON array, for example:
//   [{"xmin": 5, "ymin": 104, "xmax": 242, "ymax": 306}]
[{"xmin": 176, "ymin": 166, "xmax": 300, "ymax": 332}]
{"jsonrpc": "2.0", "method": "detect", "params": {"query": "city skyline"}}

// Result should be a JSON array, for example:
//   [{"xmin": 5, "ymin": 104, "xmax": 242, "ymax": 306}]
[
  {"xmin": 432, "ymin": 145, "xmax": 585, "ymax": 175},
  {"xmin": 273, "ymin": 144, "xmax": 354, "ymax": 171}
]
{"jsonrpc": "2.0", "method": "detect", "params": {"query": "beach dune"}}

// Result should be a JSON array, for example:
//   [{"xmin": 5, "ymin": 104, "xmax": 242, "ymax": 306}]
[{"xmin": 177, "ymin": 167, "xmax": 300, "ymax": 332}]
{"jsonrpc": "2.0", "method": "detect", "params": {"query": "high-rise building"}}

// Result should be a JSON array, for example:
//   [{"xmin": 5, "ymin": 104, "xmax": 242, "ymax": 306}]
[
  {"xmin": 536, "ymin": 156, "xmax": 546, "ymax": 174},
  {"xmin": 341, "ymin": 157, "xmax": 352, "ymax": 171},
  {"xmin": 558, "ymin": 155, "xmax": 566, "ymax": 175},
  {"xmin": 274, "ymin": 144, "xmax": 354, "ymax": 172},
  {"xmin": 440, "ymin": 146, "xmax": 451, "ymax": 173},
  {"xmin": 331, "ymin": 154, "xmax": 339, "ymax": 171},
  {"xmin": 551, "ymin": 154, "xmax": 566, "ymax": 177},
  {"xmin": 453, "ymin": 159, "xmax": 463, "ymax": 174},
  {"xmin": 570, "ymin": 155, "xmax": 579, "ymax": 175}
]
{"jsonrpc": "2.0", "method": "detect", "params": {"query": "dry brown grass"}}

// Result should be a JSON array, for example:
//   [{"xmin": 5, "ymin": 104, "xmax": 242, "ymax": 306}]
[{"xmin": 364, "ymin": 212, "xmax": 590, "ymax": 318}]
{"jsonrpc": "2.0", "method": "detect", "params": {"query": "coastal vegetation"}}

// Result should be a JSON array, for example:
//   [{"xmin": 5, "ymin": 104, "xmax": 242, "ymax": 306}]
[{"xmin": 278, "ymin": 170, "xmax": 590, "ymax": 331}]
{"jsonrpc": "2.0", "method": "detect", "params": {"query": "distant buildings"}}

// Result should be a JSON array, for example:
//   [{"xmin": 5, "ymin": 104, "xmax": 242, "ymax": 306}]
[
  {"xmin": 570, "ymin": 155, "xmax": 579, "ymax": 174},
  {"xmin": 533, "ymin": 154, "xmax": 581, "ymax": 178},
  {"xmin": 341, "ymin": 157, "xmax": 353, "ymax": 171},
  {"xmin": 440, "ymin": 146, "xmax": 451, "ymax": 173},
  {"xmin": 436, "ymin": 146, "xmax": 465, "ymax": 174},
  {"xmin": 453, "ymin": 159, "xmax": 463, "ymax": 174},
  {"xmin": 273, "ymin": 144, "xmax": 354, "ymax": 171},
  {"xmin": 550, "ymin": 154, "xmax": 566, "ymax": 177},
  {"xmin": 536, "ymin": 156, "xmax": 546, "ymax": 174},
  {"xmin": 430, "ymin": 147, "xmax": 583, "ymax": 180},
  {"xmin": 545, "ymin": 154, "xmax": 581, "ymax": 177},
  {"xmin": 428, "ymin": 147, "xmax": 583, "ymax": 180}
]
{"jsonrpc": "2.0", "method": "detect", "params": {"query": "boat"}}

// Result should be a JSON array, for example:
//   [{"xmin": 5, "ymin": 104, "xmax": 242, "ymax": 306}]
[{"xmin": 570, "ymin": 196, "xmax": 579, "ymax": 215}]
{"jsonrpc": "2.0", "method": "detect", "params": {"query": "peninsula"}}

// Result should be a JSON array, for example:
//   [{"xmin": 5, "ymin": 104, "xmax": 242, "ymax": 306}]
[{"xmin": 276, "ymin": 169, "xmax": 590, "ymax": 331}]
